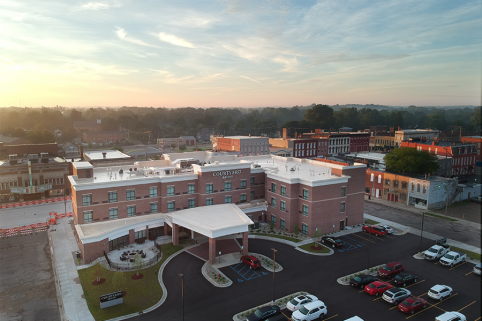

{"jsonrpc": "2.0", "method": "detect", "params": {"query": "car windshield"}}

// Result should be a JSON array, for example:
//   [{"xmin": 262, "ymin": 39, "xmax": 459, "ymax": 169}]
[
  {"xmin": 290, "ymin": 298, "xmax": 299, "ymax": 305},
  {"xmin": 254, "ymin": 260, "xmax": 260, "ymax": 264},
  {"xmin": 382, "ymin": 265, "xmax": 392, "ymax": 271},
  {"xmin": 401, "ymin": 300, "xmax": 410, "ymax": 306},
  {"xmin": 354, "ymin": 276, "xmax": 362, "ymax": 282},
  {"xmin": 444, "ymin": 254, "xmax": 454, "ymax": 259},
  {"xmin": 427, "ymin": 248, "xmax": 438, "ymax": 253},
  {"xmin": 368, "ymin": 284, "xmax": 375, "ymax": 288},
  {"xmin": 298, "ymin": 307, "xmax": 309, "ymax": 315},
  {"xmin": 394, "ymin": 275, "xmax": 403, "ymax": 281},
  {"xmin": 334, "ymin": 239, "xmax": 342, "ymax": 243},
  {"xmin": 254, "ymin": 309, "xmax": 263, "ymax": 317}
]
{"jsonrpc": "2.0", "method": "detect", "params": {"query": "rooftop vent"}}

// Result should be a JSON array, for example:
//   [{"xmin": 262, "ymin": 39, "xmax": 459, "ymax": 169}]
[
  {"xmin": 40, "ymin": 153, "xmax": 49, "ymax": 158},
  {"xmin": 28, "ymin": 154, "xmax": 38, "ymax": 160}
]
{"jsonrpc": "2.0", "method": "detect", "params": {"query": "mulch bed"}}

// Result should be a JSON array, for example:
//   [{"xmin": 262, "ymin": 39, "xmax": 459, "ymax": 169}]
[
  {"xmin": 92, "ymin": 278, "xmax": 106, "ymax": 285},
  {"xmin": 122, "ymin": 291, "xmax": 126, "ymax": 297},
  {"xmin": 310, "ymin": 245, "xmax": 324, "ymax": 251},
  {"xmin": 131, "ymin": 273, "xmax": 144, "ymax": 280}
]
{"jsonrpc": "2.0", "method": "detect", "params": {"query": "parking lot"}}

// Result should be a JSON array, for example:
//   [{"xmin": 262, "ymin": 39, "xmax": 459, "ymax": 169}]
[{"xmin": 221, "ymin": 262, "xmax": 270, "ymax": 283}]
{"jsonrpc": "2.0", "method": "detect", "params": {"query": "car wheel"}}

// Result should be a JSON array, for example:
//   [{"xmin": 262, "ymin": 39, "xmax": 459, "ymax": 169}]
[
  {"xmin": 449, "ymin": 291, "xmax": 452, "ymax": 297},
  {"xmin": 249, "ymin": 266, "xmax": 252, "ymax": 270},
  {"xmin": 423, "ymin": 304, "xmax": 426, "ymax": 309},
  {"xmin": 361, "ymin": 284, "xmax": 364, "ymax": 289},
  {"xmin": 322, "ymin": 240, "xmax": 325, "ymax": 243},
  {"xmin": 375, "ymin": 292, "xmax": 379, "ymax": 297},
  {"xmin": 403, "ymin": 283, "xmax": 406, "ymax": 287},
  {"xmin": 414, "ymin": 278, "xmax": 418, "ymax": 283},
  {"xmin": 375, "ymin": 233, "xmax": 379, "ymax": 236},
  {"xmin": 463, "ymin": 257, "xmax": 466, "ymax": 262},
  {"xmin": 450, "ymin": 263, "xmax": 454, "ymax": 268},
  {"xmin": 319, "ymin": 313, "xmax": 325, "ymax": 319},
  {"xmin": 393, "ymin": 300, "xmax": 398, "ymax": 306},
  {"xmin": 440, "ymin": 297, "xmax": 443, "ymax": 302},
  {"xmin": 411, "ymin": 310, "xmax": 414, "ymax": 315}
]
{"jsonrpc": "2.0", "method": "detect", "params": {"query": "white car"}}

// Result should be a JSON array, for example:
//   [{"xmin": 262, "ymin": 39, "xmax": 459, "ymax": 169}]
[
  {"xmin": 286, "ymin": 294, "xmax": 318, "ymax": 312},
  {"xmin": 381, "ymin": 225, "xmax": 393, "ymax": 234},
  {"xmin": 428, "ymin": 285, "xmax": 453, "ymax": 302},
  {"xmin": 435, "ymin": 311, "xmax": 466, "ymax": 321},
  {"xmin": 291, "ymin": 300, "xmax": 327, "ymax": 321}
]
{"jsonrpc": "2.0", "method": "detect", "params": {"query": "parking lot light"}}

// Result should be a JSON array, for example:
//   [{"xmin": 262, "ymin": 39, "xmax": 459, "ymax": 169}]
[
  {"xmin": 271, "ymin": 248, "xmax": 277, "ymax": 304},
  {"xmin": 179, "ymin": 273, "xmax": 184, "ymax": 321},
  {"xmin": 419, "ymin": 212, "xmax": 425, "ymax": 255}
]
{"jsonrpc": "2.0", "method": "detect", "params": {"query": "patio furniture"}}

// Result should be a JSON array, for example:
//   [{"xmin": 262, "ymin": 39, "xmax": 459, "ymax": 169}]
[
  {"xmin": 130, "ymin": 258, "xmax": 134, "ymax": 262},
  {"xmin": 141, "ymin": 253, "xmax": 146, "ymax": 258}
]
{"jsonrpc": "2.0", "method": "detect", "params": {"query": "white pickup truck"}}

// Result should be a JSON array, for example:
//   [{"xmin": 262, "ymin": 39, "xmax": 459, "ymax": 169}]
[
  {"xmin": 424, "ymin": 244, "xmax": 451, "ymax": 261},
  {"xmin": 439, "ymin": 251, "xmax": 467, "ymax": 267}
]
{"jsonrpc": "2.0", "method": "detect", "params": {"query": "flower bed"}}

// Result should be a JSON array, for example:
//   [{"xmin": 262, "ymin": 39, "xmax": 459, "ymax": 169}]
[
  {"xmin": 249, "ymin": 252, "xmax": 283, "ymax": 272},
  {"xmin": 337, "ymin": 264, "xmax": 385, "ymax": 285},
  {"xmin": 202, "ymin": 262, "xmax": 232, "ymax": 287}
]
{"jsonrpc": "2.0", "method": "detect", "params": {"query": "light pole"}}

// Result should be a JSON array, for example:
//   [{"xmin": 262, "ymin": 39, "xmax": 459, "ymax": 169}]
[
  {"xmin": 271, "ymin": 248, "xmax": 277, "ymax": 304},
  {"xmin": 367, "ymin": 229, "xmax": 372, "ymax": 270},
  {"xmin": 419, "ymin": 212, "xmax": 425, "ymax": 254},
  {"xmin": 179, "ymin": 273, "xmax": 184, "ymax": 321}
]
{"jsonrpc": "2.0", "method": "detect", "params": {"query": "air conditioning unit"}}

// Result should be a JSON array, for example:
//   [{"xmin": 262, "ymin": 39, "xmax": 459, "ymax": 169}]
[
  {"xmin": 40, "ymin": 153, "xmax": 49, "ymax": 158},
  {"xmin": 28, "ymin": 154, "xmax": 38, "ymax": 160}
]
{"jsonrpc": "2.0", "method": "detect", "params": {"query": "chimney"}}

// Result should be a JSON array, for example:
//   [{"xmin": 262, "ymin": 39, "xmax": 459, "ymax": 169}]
[
  {"xmin": 432, "ymin": 142, "xmax": 435, "ymax": 146},
  {"xmin": 102, "ymin": 152, "xmax": 106, "ymax": 159},
  {"xmin": 295, "ymin": 132, "xmax": 297, "ymax": 138},
  {"xmin": 79, "ymin": 145, "xmax": 84, "ymax": 161},
  {"xmin": 315, "ymin": 129, "xmax": 322, "ymax": 134},
  {"xmin": 249, "ymin": 134, "xmax": 251, "ymax": 137},
  {"xmin": 282, "ymin": 128, "xmax": 287, "ymax": 139},
  {"xmin": 398, "ymin": 126, "xmax": 400, "ymax": 131}
]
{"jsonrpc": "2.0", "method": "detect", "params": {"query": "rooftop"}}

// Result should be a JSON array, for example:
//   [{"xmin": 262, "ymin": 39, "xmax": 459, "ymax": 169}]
[
  {"xmin": 0, "ymin": 135, "xmax": 23, "ymax": 144},
  {"xmin": 396, "ymin": 129, "xmax": 439, "ymax": 133},
  {"xmin": 221, "ymin": 136, "xmax": 268, "ymax": 140},
  {"xmin": 83, "ymin": 150, "xmax": 131, "ymax": 160},
  {"xmin": 0, "ymin": 157, "xmax": 68, "ymax": 167},
  {"xmin": 83, "ymin": 131, "xmax": 122, "ymax": 136},
  {"xmin": 345, "ymin": 152, "xmax": 387, "ymax": 163}
]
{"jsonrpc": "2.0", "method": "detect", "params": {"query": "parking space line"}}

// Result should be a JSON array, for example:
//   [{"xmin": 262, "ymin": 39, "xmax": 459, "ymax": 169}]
[
  {"xmin": 474, "ymin": 317, "xmax": 481, "ymax": 321},
  {"xmin": 426, "ymin": 302, "xmax": 446, "ymax": 312},
  {"xmin": 405, "ymin": 279, "xmax": 425, "ymax": 289},
  {"xmin": 465, "ymin": 271, "xmax": 473, "ymax": 276},
  {"xmin": 352, "ymin": 234, "xmax": 376, "ymax": 243},
  {"xmin": 449, "ymin": 262, "xmax": 467, "ymax": 270},
  {"xmin": 389, "ymin": 305, "xmax": 399, "ymax": 310},
  {"xmin": 324, "ymin": 314, "xmax": 338, "ymax": 320},
  {"xmin": 341, "ymin": 235, "xmax": 365, "ymax": 246},
  {"xmin": 416, "ymin": 292, "xmax": 428, "ymax": 297},
  {"xmin": 434, "ymin": 262, "xmax": 439, "ymax": 265},
  {"xmin": 385, "ymin": 235, "xmax": 394, "ymax": 239},
  {"xmin": 281, "ymin": 311, "xmax": 291, "ymax": 320},
  {"xmin": 458, "ymin": 301, "xmax": 476, "ymax": 312},
  {"xmin": 406, "ymin": 293, "xmax": 458, "ymax": 319},
  {"xmin": 373, "ymin": 296, "xmax": 384, "ymax": 301}
]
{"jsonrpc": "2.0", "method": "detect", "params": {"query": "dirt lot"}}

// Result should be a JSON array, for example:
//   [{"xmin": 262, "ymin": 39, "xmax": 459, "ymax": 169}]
[
  {"xmin": 431, "ymin": 201, "xmax": 482, "ymax": 223},
  {"xmin": 0, "ymin": 233, "xmax": 60, "ymax": 321}
]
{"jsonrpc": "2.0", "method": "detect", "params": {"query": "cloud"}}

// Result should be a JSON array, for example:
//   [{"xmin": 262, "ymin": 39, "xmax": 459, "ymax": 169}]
[
  {"xmin": 273, "ymin": 56, "xmax": 299, "ymax": 72},
  {"xmin": 310, "ymin": 53, "xmax": 410, "ymax": 66},
  {"xmin": 116, "ymin": 28, "xmax": 156, "ymax": 47},
  {"xmin": 157, "ymin": 32, "xmax": 195, "ymax": 48},
  {"xmin": 78, "ymin": 1, "xmax": 122, "ymax": 10},
  {"xmin": 240, "ymin": 76, "xmax": 260, "ymax": 83}
]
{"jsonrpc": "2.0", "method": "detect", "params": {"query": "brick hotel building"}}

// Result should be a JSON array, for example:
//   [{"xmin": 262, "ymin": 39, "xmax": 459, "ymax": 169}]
[{"xmin": 68, "ymin": 152, "xmax": 366, "ymax": 263}]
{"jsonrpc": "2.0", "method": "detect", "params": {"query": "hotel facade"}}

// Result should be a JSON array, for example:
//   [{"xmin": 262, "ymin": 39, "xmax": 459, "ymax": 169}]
[{"xmin": 68, "ymin": 152, "xmax": 366, "ymax": 264}]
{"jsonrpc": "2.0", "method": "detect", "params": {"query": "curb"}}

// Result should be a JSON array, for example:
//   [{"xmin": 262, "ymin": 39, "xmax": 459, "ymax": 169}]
[
  {"xmin": 294, "ymin": 244, "xmax": 334, "ymax": 256},
  {"xmin": 336, "ymin": 264, "xmax": 384, "ymax": 285},
  {"xmin": 47, "ymin": 231, "xmax": 70, "ymax": 321},
  {"xmin": 248, "ymin": 234, "xmax": 301, "ymax": 246},
  {"xmin": 249, "ymin": 252, "xmax": 283, "ymax": 272},
  {"xmin": 201, "ymin": 262, "xmax": 232, "ymax": 288}
]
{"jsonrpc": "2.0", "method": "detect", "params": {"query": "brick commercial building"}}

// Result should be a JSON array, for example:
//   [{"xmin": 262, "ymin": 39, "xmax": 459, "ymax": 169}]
[
  {"xmin": 68, "ymin": 152, "xmax": 366, "ymax": 263},
  {"xmin": 394, "ymin": 129, "xmax": 439, "ymax": 146},
  {"xmin": 74, "ymin": 120, "xmax": 102, "ymax": 132},
  {"xmin": 213, "ymin": 136, "xmax": 270, "ymax": 156},
  {"xmin": 461, "ymin": 136, "xmax": 482, "ymax": 166},
  {"xmin": 0, "ymin": 135, "xmax": 30, "ymax": 145},
  {"xmin": 83, "ymin": 131, "xmax": 123, "ymax": 144},
  {"xmin": 301, "ymin": 130, "xmax": 369, "ymax": 155},
  {"xmin": 269, "ymin": 129, "xmax": 328, "ymax": 158},
  {"xmin": 0, "ymin": 142, "xmax": 59, "ymax": 158}
]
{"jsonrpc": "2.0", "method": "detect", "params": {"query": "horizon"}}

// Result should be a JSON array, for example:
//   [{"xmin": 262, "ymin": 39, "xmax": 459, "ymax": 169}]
[{"xmin": 1, "ymin": 0, "xmax": 481, "ymax": 107}]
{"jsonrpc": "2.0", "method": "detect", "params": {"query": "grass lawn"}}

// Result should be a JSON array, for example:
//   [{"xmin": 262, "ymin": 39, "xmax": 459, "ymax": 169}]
[
  {"xmin": 450, "ymin": 246, "xmax": 481, "ymax": 261},
  {"xmin": 448, "ymin": 200, "xmax": 470, "ymax": 208},
  {"xmin": 424, "ymin": 212, "xmax": 458, "ymax": 222},
  {"xmin": 251, "ymin": 232, "xmax": 302, "ymax": 243},
  {"xmin": 364, "ymin": 219, "xmax": 380, "ymax": 225},
  {"xmin": 78, "ymin": 242, "xmax": 183, "ymax": 321},
  {"xmin": 298, "ymin": 242, "xmax": 331, "ymax": 253}
]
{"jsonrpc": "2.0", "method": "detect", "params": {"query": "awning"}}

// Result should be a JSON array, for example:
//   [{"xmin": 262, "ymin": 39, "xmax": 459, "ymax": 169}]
[
  {"xmin": 134, "ymin": 226, "xmax": 146, "ymax": 232},
  {"xmin": 149, "ymin": 223, "xmax": 161, "ymax": 229}
]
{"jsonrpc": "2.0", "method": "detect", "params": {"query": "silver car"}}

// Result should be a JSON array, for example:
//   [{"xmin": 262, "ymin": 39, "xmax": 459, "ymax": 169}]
[
  {"xmin": 382, "ymin": 288, "xmax": 411, "ymax": 305},
  {"xmin": 381, "ymin": 225, "xmax": 393, "ymax": 234}
]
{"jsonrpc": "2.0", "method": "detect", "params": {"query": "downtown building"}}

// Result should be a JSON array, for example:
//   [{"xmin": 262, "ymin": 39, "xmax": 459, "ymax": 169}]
[{"xmin": 68, "ymin": 152, "xmax": 366, "ymax": 264}]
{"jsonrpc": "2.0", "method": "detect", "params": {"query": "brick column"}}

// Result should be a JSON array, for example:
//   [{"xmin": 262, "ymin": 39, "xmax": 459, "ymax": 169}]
[
  {"xmin": 209, "ymin": 237, "xmax": 216, "ymax": 264},
  {"xmin": 146, "ymin": 225, "xmax": 149, "ymax": 240},
  {"xmin": 242, "ymin": 232, "xmax": 249, "ymax": 256},
  {"xmin": 129, "ymin": 229, "xmax": 135, "ymax": 244},
  {"xmin": 172, "ymin": 223, "xmax": 179, "ymax": 246}
]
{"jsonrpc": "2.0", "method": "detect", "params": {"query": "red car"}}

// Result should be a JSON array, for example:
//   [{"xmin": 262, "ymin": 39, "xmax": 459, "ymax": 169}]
[
  {"xmin": 398, "ymin": 297, "xmax": 427, "ymax": 315},
  {"xmin": 240, "ymin": 255, "xmax": 261, "ymax": 269},
  {"xmin": 362, "ymin": 225, "xmax": 387, "ymax": 236},
  {"xmin": 365, "ymin": 281, "xmax": 393, "ymax": 296},
  {"xmin": 378, "ymin": 262, "xmax": 404, "ymax": 278}
]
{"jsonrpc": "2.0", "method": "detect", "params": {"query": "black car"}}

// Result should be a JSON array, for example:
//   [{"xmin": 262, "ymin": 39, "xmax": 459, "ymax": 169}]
[
  {"xmin": 392, "ymin": 273, "xmax": 418, "ymax": 287},
  {"xmin": 349, "ymin": 274, "xmax": 377, "ymax": 288},
  {"xmin": 265, "ymin": 314, "xmax": 289, "ymax": 321},
  {"xmin": 247, "ymin": 305, "xmax": 281, "ymax": 321},
  {"xmin": 321, "ymin": 236, "xmax": 344, "ymax": 248}
]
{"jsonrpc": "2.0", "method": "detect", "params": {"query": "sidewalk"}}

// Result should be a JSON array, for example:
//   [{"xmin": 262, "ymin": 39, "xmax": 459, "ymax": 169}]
[{"xmin": 49, "ymin": 218, "xmax": 95, "ymax": 321}]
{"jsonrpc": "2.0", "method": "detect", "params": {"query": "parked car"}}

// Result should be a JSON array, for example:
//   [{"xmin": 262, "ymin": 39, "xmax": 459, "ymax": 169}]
[
  {"xmin": 349, "ymin": 274, "xmax": 377, "ymax": 288},
  {"xmin": 320, "ymin": 236, "xmax": 343, "ymax": 248},
  {"xmin": 240, "ymin": 255, "xmax": 261, "ymax": 269},
  {"xmin": 362, "ymin": 224, "xmax": 387, "ymax": 236},
  {"xmin": 424, "ymin": 244, "xmax": 451, "ymax": 261},
  {"xmin": 473, "ymin": 263, "xmax": 481, "ymax": 275},
  {"xmin": 470, "ymin": 196, "xmax": 482, "ymax": 203},
  {"xmin": 364, "ymin": 281, "xmax": 393, "ymax": 296},
  {"xmin": 398, "ymin": 297, "xmax": 427, "ymax": 315},
  {"xmin": 343, "ymin": 318, "xmax": 364, "ymax": 321},
  {"xmin": 435, "ymin": 311, "xmax": 466, "ymax": 321},
  {"xmin": 382, "ymin": 288, "xmax": 411, "ymax": 305},
  {"xmin": 392, "ymin": 273, "xmax": 418, "ymax": 287},
  {"xmin": 439, "ymin": 251, "xmax": 466, "ymax": 267},
  {"xmin": 291, "ymin": 300, "xmax": 327, "ymax": 321},
  {"xmin": 286, "ymin": 294, "xmax": 318, "ymax": 312},
  {"xmin": 428, "ymin": 285, "xmax": 453, "ymax": 302},
  {"xmin": 381, "ymin": 225, "xmax": 393, "ymax": 234},
  {"xmin": 265, "ymin": 315, "xmax": 289, "ymax": 321},
  {"xmin": 247, "ymin": 306, "xmax": 281, "ymax": 321},
  {"xmin": 378, "ymin": 262, "xmax": 404, "ymax": 278}
]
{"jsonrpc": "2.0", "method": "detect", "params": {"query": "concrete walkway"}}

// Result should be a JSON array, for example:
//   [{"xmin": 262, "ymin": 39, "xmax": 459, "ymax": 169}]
[{"xmin": 49, "ymin": 218, "xmax": 95, "ymax": 321}]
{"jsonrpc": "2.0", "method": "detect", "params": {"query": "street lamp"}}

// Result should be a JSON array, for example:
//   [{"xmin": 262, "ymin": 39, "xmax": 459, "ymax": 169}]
[
  {"xmin": 367, "ymin": 229, "xmax": 372, "ymax": 270},
  {"xmin": 419, "ymin": 212, "xmax": 425, "ymax": 254},
  {"xmin": 271, "ymin": 248, "xmax": 277, "ymax": 304},
  {"xmin": 178, "ymin": 273, "xmax": 184, "ymax": 321}
]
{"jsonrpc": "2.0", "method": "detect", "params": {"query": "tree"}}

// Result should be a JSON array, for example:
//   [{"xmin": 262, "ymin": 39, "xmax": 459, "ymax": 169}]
[
  {"xmin": 294, "ymin": 225, "xmax": 300, "ymax": 235},
  {"xmin": 69, "ymin": 108, "xmax": 84, "ymax": 122},
  {"xmin": 111, "ymin": 145, "xmax": 123, "ymax": 152},
  {"xmin": 312, "ymin": 228, "xmax": 323, "ymax": 247},
  {"xmin": 217, "ymin": 121, "xmax": 229, "ymax": 134},
  {"xmin": 304, "ymin": 104, "xmax": 334, "ymax": 128},
  {"xmin": 384, "ymin": 148, "xmax": 439, "ymax": 174},
  {"xmin": 62, "ymin": 127, "xmax": 77, "ymax": 142},
  {"xmin": 471, "ymin": 107, "xmax": 481, "ymax": 131},
  {"xmin": 179, "ymin": 144, "xmax": 187, "ymax": 152},
  {"xmin": 133, "ymin": 253, "xmax": 144, "ymax": 276},
  {"xmin": 269, "ymin": 220, "xmax": 274, "ymax": 232},
  {"xmin": 93, "ymin": 263, "xmax": 102, "ymax": 282}
]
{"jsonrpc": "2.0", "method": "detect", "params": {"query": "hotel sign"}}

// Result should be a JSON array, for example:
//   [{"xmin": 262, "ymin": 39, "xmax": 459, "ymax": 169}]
[
  {"xmin": 100, "ymin": 291, "xmax": 123, "ymax": 309},
  {"xmin": 213, "ymin": 170, "xmax": 242, "ymax": 179}
]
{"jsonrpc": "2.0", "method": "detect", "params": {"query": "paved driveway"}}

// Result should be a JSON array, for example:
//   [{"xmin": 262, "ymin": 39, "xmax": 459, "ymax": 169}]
[{"xmin": 0, "ymin": 233, "xmax": 60, "ymax": 321}]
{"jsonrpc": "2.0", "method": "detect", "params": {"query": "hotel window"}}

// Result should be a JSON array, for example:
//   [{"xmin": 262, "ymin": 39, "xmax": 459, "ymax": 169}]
[
  {"xmin": 281, "ymin": 186, "xmax": 286, "ymax": 196},
  {"xmin": 341, "ymin": 186, "xmax": 346, "ymax": 197},
  {"xmin": 240, "ymin": 179, "xmax": 247, "ymax": 189},
  {"xmin": 188, "ymin": 198, "xmax": 195, "ymax": 208},
  {"xmin": 280, "ymin": 219, "xmax": 286, "ymax": 230},
  {"xmin": 240, "ymin": 194, "xmax": 247, "ymax": 203},
  {"xmin": 206, "ymin": 198, "xmax": 213, "ymax": 206},
  {"xmin": 225, "ymin": 196, "xmax": 232, "ymax": 203},
  {"xmin": 280, "ymin": 201, "xmax": 286, "ymax": 212},
  {"xmin": 108, "ymin": 191, "xmax": 117, "ymax": 203},
  {"xmin": 135, "ymin": 230, "xmax": 146, "ymax": 239},
  {"xmin": 340, "ymin": 202, "xmax": 345, "ymax": 213},
  {"xmin": 271, "ymin": 183, "xmax": 276, "ymax": 193},
  {"xmin": 127, "ymin": 205, "xmax": 136, "ymax": 217},
  {"xmin": 302, "ymin": 223, "xmax": 308, "ymax": 235},
  {"xmin": 302, "ymin": 204, "xmax": 308, "ymax": 216},
  {"xmin": 82, "ymin": 194, "xmax": 92, "ymax": 206},
  {"xmin": 225, "ymin": 181, "xmax": 232, "ymax": 191},
  {"xmin": 188, "ymin": 184, "xmax": 195, "ymax": 194},
  {"xmin": 167, "ymin": 186, "xmax": 175, "ymax": 196},
  {"xmin": 303, "ymin": 189, "xmax": 309, "ymax": 200},
  {"xmin": 167, "ymin": 201, "xmax": 175, "ymax": 212},
  {"xmin": 271, "ymin": 197, "xmax": 276, "ymax": 208},
  {"xmin": 126, "ymin": 189, "xmax": 135, "ymax": 201},
  {"xmin": 250, "ymin": 177, "xmax": 255, "ymax": 186},
  {"xmin": 109, "ymin": 208, "xmax": 118, "ymax": 219},
  {"xmin": 150, "ymin": 202, "xmax": 158, "ymax": 213},
  {"xmin": 150, "ymin": 187, "xmax": 158, "ymax": 198},
  {"xmin": 250, "ymin": 190, "xmax": 255, "ymax": 200},
  {"xmin": 271, "ymin": 215, "xmax": 276, "ymax": 224},
  {"xmin": 83, "ymin": 211, "xmax": 93, "ymax": 222},
  {"xmin": 206, "ymin": 183, "xmax": 213, "ymax": 194},
  {"xmin": 402, "ymin": 182, "xmax": 408, "ymax": 189}
]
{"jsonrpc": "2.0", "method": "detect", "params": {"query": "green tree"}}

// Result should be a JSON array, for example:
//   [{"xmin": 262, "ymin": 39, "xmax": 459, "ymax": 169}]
[
  {"xmin": 304, "ymin": 104, "xmax": 334, "ymax": 128},
  {"xmin": 217, "ymin": 121, "xmax": 230, "ymax": 134},
  {"xmin": 133, "ymin": 253, "xmax": 144, "ymax": 276},
  {"xmin": 179, "ymin": 144, "xmax": 187, "ymax": 152},
  {"xmin": 111, "ymin": 145, "xmax": 123, "ymax": 152},
  {"xmin": 69, "ymin": 108, "xmax": 84, "ymax": 122},
  {"xmin": 470, "ymin": 107, "xmax": 481, "ymax": 130},
  {"xmin": 62, "ymin": 127, "xmax": 77, "ymax": 142},
  {"xmin": 93, "ymin": 263, "xmax": 102, "ymax": 282},
  {"xmin": 312, "ymin": 228, "xmax": 323, "ymax": 247},
  {"xmin": 294, "ymin": 225, "xmax": 300, "ymax": 235},
  {"xmin": 384, "ymin": 148, "xmax": 439, "ymax": 174}
]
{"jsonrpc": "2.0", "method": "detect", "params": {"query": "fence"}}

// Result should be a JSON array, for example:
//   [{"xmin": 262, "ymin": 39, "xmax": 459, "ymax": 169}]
[
  {"xmin": 0, "ymin": 212, "xmax": 73, "ymax": 238},
  {"xmin": 105, "ymin": 251, "xmax": 163, "ymax": 271},
  {"xmin": 0, "ymin": 196, "xmax": 72, "ymax": 209}
]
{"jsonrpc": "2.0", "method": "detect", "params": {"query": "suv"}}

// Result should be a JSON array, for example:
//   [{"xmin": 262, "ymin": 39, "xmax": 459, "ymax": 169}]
[
  {"xmin": 240, "ymin": 255, "xmax": 261, "ymax": 269},
  {"xmin": 378, "ymin": 262, "xmax": 404, "ymax": 278},
  {"xmin": 349, "ymin": 274, "xmax": 377, "ymax": 288},
  {"xmin": 392, "ymin": 273, "xmax": 418, "ymax": 287},
  {"xmin": 435, "ymin": 312, "xmax": 466, "ymax": 321},
  {"xmin": 382, "ymin": 288, "xmax": 411, "ymax": 305},
  {"xmin": 291, "ymin": 300, "xmax": 327, "ymax": 321},
  {"xmin": 428, "ymin": 285, "xmax": 453, "ymax": 302}
]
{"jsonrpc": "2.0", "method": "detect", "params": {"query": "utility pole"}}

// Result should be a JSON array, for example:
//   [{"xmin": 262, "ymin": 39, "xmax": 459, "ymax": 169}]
[{"xmin": 271, "ymin": 248, "xmax": 277, "ymax": 304}]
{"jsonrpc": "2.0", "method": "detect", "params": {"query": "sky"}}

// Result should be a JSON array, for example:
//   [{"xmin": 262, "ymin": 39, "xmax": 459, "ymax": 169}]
[{"xmin": 0, "ymin": 0, "xmax": 481, "ymax": 108}]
